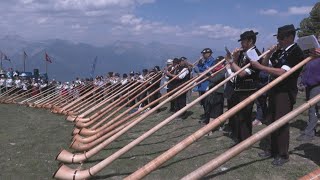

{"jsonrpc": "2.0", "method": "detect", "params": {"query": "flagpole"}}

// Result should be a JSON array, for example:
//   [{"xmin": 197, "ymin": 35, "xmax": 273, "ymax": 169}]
[
  {"xmin": 0, "ymin": 51, "xmax": 2, "ymax": 71},
  {"xmin": 46, "ymin": 58, "xmax": 48, "ymax": 74},
  {"xmin": 24, "ymin": 56, "xmax": 26, "ymax": 72}
]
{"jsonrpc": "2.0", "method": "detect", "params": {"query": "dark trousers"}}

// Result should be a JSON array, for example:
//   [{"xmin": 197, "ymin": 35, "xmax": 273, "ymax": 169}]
[
  {"xmin": 265, "ymin": 92, "xmax": 293, "ymax": 159},
  {"xmin": 149, "ymin": 89, "xmax": 161, "ymax": 109},
  {"xmin": 167, "ymin": 88, "xmax": 176, "ymax": 112},
  {"xmin": 228, "ymin": 91, "xmax": 254, "ymax": 142},
  {"xmin": 204, "ymin": 92, "xmax": 224, "ymax": 124},
  {"xmin": 175, "ymin": 92, "xmax": 186, "ymax": 112},
  {"xmin": 199, "ymin": 91, "xmax": 206, "ymax": 112}
]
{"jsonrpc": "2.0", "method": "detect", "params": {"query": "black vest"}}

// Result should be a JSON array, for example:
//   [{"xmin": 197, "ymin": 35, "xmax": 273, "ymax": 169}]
[{"xmin": 234, "ymin": 47, "xmax": 261, "ymax": 91}]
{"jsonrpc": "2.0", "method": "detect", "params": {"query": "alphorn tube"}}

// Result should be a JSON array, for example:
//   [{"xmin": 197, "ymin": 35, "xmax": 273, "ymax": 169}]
[
  {"xmin": 73, "ymin": 80, "xmax": 141, "ymax": 116},
  {"xmin": 55, "ymin": 60, "xmax": 225, "ymax": 163},
  {"xmin": 15, "ymin": 86, "xmax": 56, "ymax": 104},
  {"xmin": 299, "ymin": 168, "xmax": 320, "ymax": 180},
  {"xmin": 182, "ymin": 93, "xmax": 320, "ymax": 180},
  {"xmin": 70, "ymin": 75, "xmax": 201, "ymax": 148},
  {"xmin": 74, "ymin": 73, "xmax": 163, "ymax": 128},
  {"xmin": 52, "ymin": 83, "xmax": 99, "ymax": 113},
  {"xmin": 70, "ymin": 74, "xmax": 159, "ymax": 123},
  {"xmin": 74, "ymin": 62, "xmax": 221, "ymax": 136},
  {"xmin": 66, "ymin": 81, "xmax": 138, "ymax": 121},
  {"xmin": 20, "ymin": 86, "xmax": 57, "ymax": 104},
  {"xmin": 70, "ymin": 71, "xmax": 217, "ymax": 149},
  {"xmin": 125, "ymin": 55, "xmax": 313, "ymax": 180},
  {"xmin": 0, "ymin": 87, "xmax": 18, "ymax": 100},
  {"xmin": 72, "ymin": 58, "xmax": 201, "ymax": 123}
]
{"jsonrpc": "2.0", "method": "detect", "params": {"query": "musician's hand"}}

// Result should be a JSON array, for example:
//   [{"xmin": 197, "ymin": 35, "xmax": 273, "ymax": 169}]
[
  {"xmin": 310, "ymin": 48, "xmax": 320, "ymax": 57},
  {"xmin": 268, "ymin": 45, "xmax": 278, "ymax": 54},
  {"xmin": 232, "ymin": 48, "xmax": 241, "ymax": 60},
  {"xmin": 225, "ymin": 53, "xmax": 233, "ymax": 64}
]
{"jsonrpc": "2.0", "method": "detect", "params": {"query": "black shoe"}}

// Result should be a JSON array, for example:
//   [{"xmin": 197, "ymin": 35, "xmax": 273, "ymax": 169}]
[
  {"xmin": 271, "ymin": 157, "xmax": 289, "ymax": 166},
  {"xmin": 296, "ymin": 134, "xmax": 314, "ymax": 142},
  {"xmin": 258, "ymin": 151, "xmax": 272, "ymax": 158}
]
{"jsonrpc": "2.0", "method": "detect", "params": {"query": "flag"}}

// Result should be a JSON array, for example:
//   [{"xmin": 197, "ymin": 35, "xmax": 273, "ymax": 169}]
[
  {"xmin": 23, "ymin": 51, "xmax": 28, "ymax": 60},
  {"xmin": 90, "ymin": 56, "xmax": 98, "ymax": 78},
  {"xmin": 45, "ymin": 52, "xmax": 52, "ymax": 63},
  {"xmin": 3, "ymin": 54, "xmax": 10, "ymax": 61}
]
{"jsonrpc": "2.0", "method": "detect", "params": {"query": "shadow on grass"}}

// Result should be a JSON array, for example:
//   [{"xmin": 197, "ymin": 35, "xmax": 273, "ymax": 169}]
[
  {"xmin": 290, "ymin": 119, "xmax": 307, "ymax": 131},
  {"xmin": 85, "ymin": 149, "xmax": 168, "ymax": 163},
  {"xmin": 91, "ymin": 171, "xmax": 132, "ymax": 179},
  {"xmin": 202, "ymin": 158, "xmax": 268, "ymax": 179},
  {"xmin": 159, "ymin": 148, "xmax": 229, "ymax": 170},
  {"xmin": 292, "ymin": 143, "xmax": 320, "ymax": 166}
]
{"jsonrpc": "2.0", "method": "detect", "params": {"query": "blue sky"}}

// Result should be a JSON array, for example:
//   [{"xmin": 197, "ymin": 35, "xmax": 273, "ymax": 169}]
[{"xmin": 0, "ymin": 0, "xmax": 318, "ymax": 52}]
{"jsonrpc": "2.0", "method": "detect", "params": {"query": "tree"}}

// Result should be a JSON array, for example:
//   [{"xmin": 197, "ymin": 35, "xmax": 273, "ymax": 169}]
[{"xmin": 298, "ymin": 2, "xmax": 320, "ymax": 38}]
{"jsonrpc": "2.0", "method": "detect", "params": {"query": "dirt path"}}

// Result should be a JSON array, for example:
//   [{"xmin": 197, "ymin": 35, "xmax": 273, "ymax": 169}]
[{"xmin": 0, "ymin": 94, "xmax": 319, "ymax": 179}]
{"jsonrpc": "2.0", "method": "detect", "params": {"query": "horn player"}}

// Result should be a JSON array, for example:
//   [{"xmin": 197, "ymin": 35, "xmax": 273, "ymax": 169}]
[
  {"xmin": 225, "ymin": 30, "xmax": 261, "ymax": 146},
  {"xmin": 250, "ymin": 24, "xmax": 304, "ymax": 166}
]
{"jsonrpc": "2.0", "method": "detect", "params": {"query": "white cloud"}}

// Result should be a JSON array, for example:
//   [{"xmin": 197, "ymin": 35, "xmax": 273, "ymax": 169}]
[
  {"xmin": 287, "ymin": 6, "xmax": 312, "ymax": 15},
  {"xmin": 37, "ymin": 17, "xmax": 48, "ymax": 24},
  {"xmin": 259, "ymin": 9, "xmax": 278, "ymax": 15},
  {"xmin": 178, "ymin": 24, "xmax": 255, "ymax": 40},
  {"xmin": 259, "ymin": 6, "xmax": 312, "ymax": 16}
]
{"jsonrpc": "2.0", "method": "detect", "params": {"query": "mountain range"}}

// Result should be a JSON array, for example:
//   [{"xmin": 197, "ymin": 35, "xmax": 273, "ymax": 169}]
[{"xmin": 0, "ymin": 35, "xmax": 223, "ymax": 81}]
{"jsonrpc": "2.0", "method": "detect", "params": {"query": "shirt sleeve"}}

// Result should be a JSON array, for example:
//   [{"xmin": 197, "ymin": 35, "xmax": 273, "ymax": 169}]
[{"xmin": 178, "ymin": 68, "xmax": 189, "ymax": 79}]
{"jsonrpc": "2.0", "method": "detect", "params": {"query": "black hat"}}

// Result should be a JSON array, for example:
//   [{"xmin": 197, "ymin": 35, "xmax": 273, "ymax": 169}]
[
  {"xmin": 238, "ymin": 30, "xmax": 258, "ymax": 42},
  {"xmin": 154, "ymin": 66, "xmax": 160, "ymax": 71},
  {"xmin": 123, "ymin": 73, "xmax": 128, "ymax": 78},
  {"xmin": 216, "ymin": 56, "xmax": 225, "ymax": 61},
  {"xmin": 201, "ymin": 48, "xmax": 212, "ymax": 54},
  {"xmin": 273, "ymin": 24, "xmax": 300, "ymax": 37},
  {"xmin": 180, "ymin": 57, "xmax": 187, "ymax": 61},
  {"xmin": 173, "ymin": 58, "xmax": 181, "ymax": 64}
]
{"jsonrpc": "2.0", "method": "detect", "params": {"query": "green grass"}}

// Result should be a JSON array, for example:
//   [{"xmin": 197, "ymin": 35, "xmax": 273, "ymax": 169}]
[{"xmin": 0, "ymin": 92, "xmax": 319, "ymax": 179}]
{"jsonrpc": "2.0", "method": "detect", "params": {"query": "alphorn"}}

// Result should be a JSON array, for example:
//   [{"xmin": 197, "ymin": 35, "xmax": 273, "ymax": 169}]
[
  {"xmin": 73, "ymin": 73, "xmax": 163, "ymax": 128},
  {"xmin": 47, "ymin": 83, "xmax": 94, "ymax": 110},
  {"xmin": 125, "ymin": 55, "xmax": 313, "ymax": 180},
  {"xmin": 182, "ymin": 93, "xmax": 320, "ymax": 180},
  {"xmin": 59, "ymin": 83, "xmax": 103, "ymax": 112},
  {"xmin": 72, "ymin": 58, "xmax": 202, "ymax": 131},
  {"xmin": 55, "ymin": 59, "xmax": 225, "ymax": 164},
  {"xmin": 72, "ymin": 80, "xmax": 140, "ymax": 115},
  {"xmin": 70, "ymin": 74, "xmax": 200, "ymax": 148},
  {"xmin": 3, "ymin": 89, "xmax": 28, "ymax": 103},
  {"xmin": 299, "ymin": 168, "xmax": 320, "ymax": 180},
  {"xmin": 69, "ymin": 69, "xmax": 221, "ymax": 151},
  {"xmin": 45, "ymin": 84, "xmax": 92, "ymax": 109},
  {"xmin": 48, "ymin": 83, "xmax": 94, "ymax": 110},
  {"xmin": 67, "ymin": 82, "xmax": 121, "ymax": 113},
  {"xmin": 15, "ymin": 86, "xmax": 56, "ymax": 104},
  {"xmin": 52, "ymin": 83, "xmax": 104, "ymax": 114},
  {"xmin": 65, "ymin": 81, "xmax": 138, "ymax": 121},
  {"xmin": 0, "ymin": 87, "xmax": 18, "ymax": 100},
  {"xmin": 68, "ymin": 74, "xmax": 160, "ymax": 122},
  {"xmin": 20, "ymin": 85, "xmax": 57, "ymax": 104}
]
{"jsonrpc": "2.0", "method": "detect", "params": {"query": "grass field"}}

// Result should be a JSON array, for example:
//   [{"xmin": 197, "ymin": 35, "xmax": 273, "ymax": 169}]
[{"xmin": 0, "ymin": 93, "xmax": 319, "ymax": 180}]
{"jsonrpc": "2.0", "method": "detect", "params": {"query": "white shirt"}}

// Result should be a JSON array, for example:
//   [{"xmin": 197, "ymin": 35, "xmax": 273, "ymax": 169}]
[
  {"xmin": 0, "ymin": 79, "xmax": 5, "ymax": 86},
  {"xmin": 178, "ymin": 68, "xmax": 189, "ymax": 79},
  {"xmin": 121, "ymin": 79, "xmax": 128, "ymax": 85},
  {"xmin": 15, "ymin": 79, "xmax": 22, "ymax": 88},
  {"xmin": 6, "ymin": 79, "xmax": 13, "ymax": 87}
]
